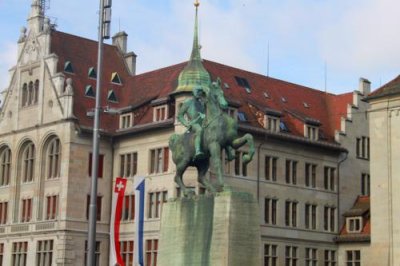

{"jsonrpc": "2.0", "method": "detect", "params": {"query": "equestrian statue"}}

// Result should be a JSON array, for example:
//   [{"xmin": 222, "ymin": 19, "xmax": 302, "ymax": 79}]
[{"xmin": 169, "ymin": 78, "xmax": 255, "ymax": 197}]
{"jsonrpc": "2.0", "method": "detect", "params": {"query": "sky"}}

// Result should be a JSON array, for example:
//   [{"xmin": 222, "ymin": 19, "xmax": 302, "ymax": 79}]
[{"xmin": 0, "ymin": 0, "xmax": 399, "ymax": 95}]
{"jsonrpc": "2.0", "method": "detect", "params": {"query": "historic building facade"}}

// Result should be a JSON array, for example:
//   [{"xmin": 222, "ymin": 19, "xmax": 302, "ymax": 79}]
[{"xmin": 0, "ymin": 1, "xmax": 372, "ymax": 265}]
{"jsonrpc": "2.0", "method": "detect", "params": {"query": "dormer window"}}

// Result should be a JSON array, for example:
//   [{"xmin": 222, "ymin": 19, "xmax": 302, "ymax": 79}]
[
  {"xmin": 153, "ymin": 105, "xmax": 168, "ymax": 122},
  {"xmin": 107, "ymin": 90, "xmax": 118, "ymax": 102},
  {"xmin": 346, "ymin": 217, "xmax": 363, "ymax": 233},
  {"xmin": 120, "ymin": 113, "xmax": 132, "ymax": 129},
  {"xmin": 88, "ymin": 67, "xmax": 97, "ymax": 79},
  {"xmin": 111, "ymin": 72, "xmax": 122, "ymax": 84},
  {"xmin": 305, "ymin": 125, "xmax": 319, "ymax": 140},
  {"xmin": 64, "ymin": 61, "xmax": 74, "ymax": 73},
  {"xmin": 265, "ymin": 116, "xmax": 280, "ymax": 132},
  {"xmin": 234, "ymin": 76, "xmax": 251, "ymax": 93},
  {"xmin": 85, "ymin": 85, "xmax": 95, "ymax": 98},
  {"xmin": 237, "ymin": 112, "xmax": 247, "ymax": 122}
]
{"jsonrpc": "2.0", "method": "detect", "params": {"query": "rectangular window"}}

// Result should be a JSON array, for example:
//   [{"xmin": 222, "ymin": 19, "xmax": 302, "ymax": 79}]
[
  {"xmin": 45, "ymin": 195, "xmax": 58, "ymax": 220},
  {"xmin": 86, "ymin": 195, "xmax": 102, "ymax": 221},
  {"xmin": 265, "ymin": 156, "xmax": 277, "ymax": 181},
  {"xmin": 306, "ymin": 126, "xmax": 319, "ymax": 140},
  {"xmin": 324, "ymin": 206, "xmax": 336, "ymax": 232},
  {"xmin": 0, "ymin": 243, "xmax": 4, "ymax": 266},
  {"xmin": 153, "ymin": 106, "xmax": 167, "ymax": 122},
  {"xmin": 361, "ymin": 173, "xmax": 370, "ymax": 196},
  {"xmin": 84, "ymin": 241, "xmax": 100, "ymax": 266},
  {"xmin": 305, "ymin": 163, "xmax": 317, "ymax": 188},
  {"xmin": 356, "ymin": 136, "xmax": 370, "ymax": 160},
  {"xmin": 120, "ymin": 113, "xmax": 133, "ymax": 129},
  {"xmin": 0, "ymin": 202, "xmax": 7, "ymax": 224},
  {"xmin": 145, "ymin": 239, "xmax": 158, "ymax": 266},
  {"xmin": 120, "ymin": 240, "xmax": 134, "ymax": 266},
  {"xmin": 346, "ymin": 250, "xmax": 361, "ymax": 266},
  {"xmin": 305, "ymin": 248, "xmax": 317, "ymax": 266},
  {"xmin": 264, "ymin": 198, "xmax": 277, "ymax": 225},
  {"xmin": 264, "ymin": 244, "xmax": 278, "ymax": 266},
  {"xmin": 36, "ymin": 240, "xmax": 53, "ymax": 266},
  {"xmin": 305, "ymin": 204, "xmax": 317, "ymax": 230},
  {"xmin": 324, "ymin": 167, "xmax": 336, "ymax": 191},
  {"xmin": 347, "ymin": 217, "xmax": 363, "ymax": 233},
  {"xmin": 150, "ymin": 147, "xmax": 169, "ymax": 174},
  {"xmin": 324, "ymin": 250, "xmax": 336, "ymax": 266},
  {"xmin": 88, "ymin": 153, "xmax": 104, "ymax": 178},
  {"xmin": 285, "ymin": 246, "xmax": 298, "ymax": 266},
  {"xmin": 12, "ymin": 242, "xmax": 28, "ymax": 266},
  {"xmin": 122, "ymin": 194, "xmax": 135, "ymax": 221},
  {"xmin": 21, "ymin": 198, "xmax": 32, "ymax": 223},
  {"xmin": 285, "ymin": 160, "xmax": 297, "ymax": 185},
  {"xmin": 285, "ymin": 201, "xmax": 297, "ymax": 227},
  {"xmin": 267, "ymin": 116, "xmax": 280, "ymax": 132},
  {"xmin": 235, "ymin": 151, "xmax": 248, "ymax": 176},
  {"xmin": 148, "ymin": 191, "xmax": 168, "ymax": 219},
  {"xmin": 120, "ymin": 152, "xmax": 138, "ymax": 177}
]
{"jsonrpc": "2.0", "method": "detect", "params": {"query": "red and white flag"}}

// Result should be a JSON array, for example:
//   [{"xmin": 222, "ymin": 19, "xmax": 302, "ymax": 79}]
[{"xmin": 110, "ymin": 177, "xmax": 127, "ymax": 266}]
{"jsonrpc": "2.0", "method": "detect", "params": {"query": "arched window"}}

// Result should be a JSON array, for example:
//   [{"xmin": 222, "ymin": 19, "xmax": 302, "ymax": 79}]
[
  {"xmin": 21, "ymin": 142, "xmax": 35, "ymax": 183},
  {"xmin": 0, "ymin": 147, "xmax": 11, "ymax": 186},
  {"xmin": 46, "ymin": 138, "xmax": 61, "ymax": 179},
  {"xmin": 28, "ymin": 81, "xmax": 34, "ymax": 105},
  {"xmin": 21, "ymin": 83, "xmax": 28, "ymax": 107},
  {"xmin": 34, "ymin": 79, "xmax": 39, "ymax": 104}
]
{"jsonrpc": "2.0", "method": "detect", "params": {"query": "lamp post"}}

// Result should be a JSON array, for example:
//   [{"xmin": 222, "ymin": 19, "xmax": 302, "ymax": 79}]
[{"xmin": 87, "ymin": 0, "xmax": 111, "ymax": 265}]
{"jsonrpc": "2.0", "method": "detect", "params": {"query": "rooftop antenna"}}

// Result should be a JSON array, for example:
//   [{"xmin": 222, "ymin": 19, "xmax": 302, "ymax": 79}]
[
  {"xmin": 324, "ymin": 60, "xmax": 327, "ymax": 93},
  {"xmin": 267, "ymin": 41, "xmax": 270, "ymax": 77}
]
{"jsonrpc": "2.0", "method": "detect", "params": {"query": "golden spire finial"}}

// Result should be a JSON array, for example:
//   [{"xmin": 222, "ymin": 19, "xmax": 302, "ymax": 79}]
[{"xmin": 194, "ymin": 0, "xmax": 200, "ymax": 8}]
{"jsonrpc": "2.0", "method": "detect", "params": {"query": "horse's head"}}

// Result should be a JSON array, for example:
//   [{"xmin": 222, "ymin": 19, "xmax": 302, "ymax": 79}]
[{"xmin": 209, "ymin": 78, "xmax": 228, "ymax": 110}]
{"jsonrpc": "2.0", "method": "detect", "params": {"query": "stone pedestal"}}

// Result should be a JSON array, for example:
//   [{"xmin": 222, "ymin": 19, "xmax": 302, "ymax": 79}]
[{"xmin": 158, "ymin": 191, "xmax": 260, "ymax": 266}]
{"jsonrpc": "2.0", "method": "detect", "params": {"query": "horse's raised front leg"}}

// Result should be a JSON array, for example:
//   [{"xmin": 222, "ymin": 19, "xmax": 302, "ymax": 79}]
[
  {"xmin": 231, "ymin": 133, "xmax": 255, "ymax": 164},
  {"xmin": 224, "ymin": 145, "xmax": 236, "ymax": 161},
  {"xmin": 174, "ymin": 161, "xmax": 194, "ymax": 197},
  {"xmin": 209, "ymin": 142, "xmax": 224, "ymax": 192},
  {"xmin": 196, "ymin": 160, "xmax": 216, "ymax": 194}
]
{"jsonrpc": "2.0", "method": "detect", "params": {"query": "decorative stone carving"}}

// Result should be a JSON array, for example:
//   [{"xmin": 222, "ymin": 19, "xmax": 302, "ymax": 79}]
[
  {"xmin": 65, "ymin": 78, "xmax": 74, "ymax": 95},
  {"xmin": 18, "ymin": 27, "xmax": 27, "ymax": 43}
]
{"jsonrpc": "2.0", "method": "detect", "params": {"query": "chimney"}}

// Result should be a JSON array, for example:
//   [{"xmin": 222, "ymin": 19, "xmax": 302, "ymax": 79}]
[
  {"xmin": 358, "ymin": 78, "xmax": 371, "ymax": 95},
  {"xmin": 124, "ymin": 52, "xmax": 137, "ymax": 76},
  {"xmin": 112, "ymin": 31, "xmax": 128, "ymax": 53}
]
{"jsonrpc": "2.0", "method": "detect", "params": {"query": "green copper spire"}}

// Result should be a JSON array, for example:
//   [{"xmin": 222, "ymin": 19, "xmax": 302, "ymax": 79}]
[{"xmin": 175, "ymin": 0, "xmax": 211, "ymax": 93}]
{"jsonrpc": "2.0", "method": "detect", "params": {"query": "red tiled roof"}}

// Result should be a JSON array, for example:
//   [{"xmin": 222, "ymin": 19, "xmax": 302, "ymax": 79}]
[
  {"xmin": 337, "ymin": 196, "xmax": 370, "ymax": 242},
  {"xmin": 368, "ymin": 75, "xmax": 400, "ymax": 100},
  {"xmin": 50, "ymin": 30, "xmax": 354, "ymax": 143}
]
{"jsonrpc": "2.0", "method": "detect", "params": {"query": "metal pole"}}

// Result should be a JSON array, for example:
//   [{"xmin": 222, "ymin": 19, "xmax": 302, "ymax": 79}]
[{"xmin": 87, "ymin": 0, "xmax": 104, "ymax": 265}]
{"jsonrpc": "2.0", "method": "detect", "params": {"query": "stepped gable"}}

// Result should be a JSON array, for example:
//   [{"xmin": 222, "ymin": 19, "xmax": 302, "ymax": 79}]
[
  {"xmin": 49, "ymin": 30, "xmax": 353, "ymax": 140},
  {"xmin": 368, "ymin": 74, "xmax": 400, "ymax": 100}
]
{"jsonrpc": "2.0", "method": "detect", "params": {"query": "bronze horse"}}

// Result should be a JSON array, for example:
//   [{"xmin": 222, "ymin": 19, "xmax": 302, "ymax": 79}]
[{"xmin": 169, "ymin": 78, "xmax": 255, "ymax": 196}]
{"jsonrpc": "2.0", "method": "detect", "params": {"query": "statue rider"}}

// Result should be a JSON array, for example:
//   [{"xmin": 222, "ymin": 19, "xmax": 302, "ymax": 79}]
[{"xmin": 177, "ymin": 86, "xmax": 206, "ymax": 159}]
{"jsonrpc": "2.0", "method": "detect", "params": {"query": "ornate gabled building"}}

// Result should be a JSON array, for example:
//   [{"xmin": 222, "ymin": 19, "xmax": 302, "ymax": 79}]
[{"xmin": 0, "ymin": 1, "xmax": 371, "ymax": 265}]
